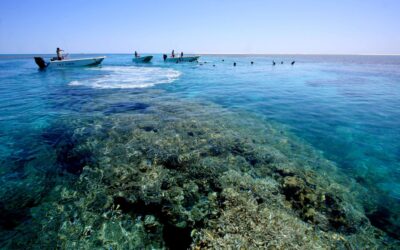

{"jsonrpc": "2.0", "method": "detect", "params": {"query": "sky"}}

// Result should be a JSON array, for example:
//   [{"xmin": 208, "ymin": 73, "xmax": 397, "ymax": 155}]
[{"xmin": 0, "ymin": 0, "xmax": 399, "ymax": 54}]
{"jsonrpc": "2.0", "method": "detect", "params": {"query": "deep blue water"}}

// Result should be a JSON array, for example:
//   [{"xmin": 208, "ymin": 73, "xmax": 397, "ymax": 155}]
[{"xmin": 1, "ymin": 54, "xmax": 400, "ymax": 237}]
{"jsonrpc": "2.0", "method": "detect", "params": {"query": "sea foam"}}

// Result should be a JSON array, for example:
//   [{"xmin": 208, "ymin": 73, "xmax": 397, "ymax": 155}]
[{"xmin": 69, "ymin": 66, "xmax": 181, "ymax": 89}]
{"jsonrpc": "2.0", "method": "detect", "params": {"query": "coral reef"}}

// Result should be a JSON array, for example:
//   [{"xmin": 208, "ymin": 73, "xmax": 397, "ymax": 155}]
[{"xmin": 1, "ymin": 98, "xmax": 399, "ymax": 249}]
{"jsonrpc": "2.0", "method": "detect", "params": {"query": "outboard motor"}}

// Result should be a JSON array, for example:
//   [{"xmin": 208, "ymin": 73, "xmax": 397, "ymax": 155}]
[{"xmin": 34, "ymin": 57, "xmax": 47, "ymax": 69}]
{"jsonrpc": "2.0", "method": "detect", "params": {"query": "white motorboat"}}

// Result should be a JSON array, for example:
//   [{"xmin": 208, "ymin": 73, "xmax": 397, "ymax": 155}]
[
  {"xmin": 164, "ymin": 56, "xmax": 200, "ymax": 63},
  {"xmin": 34, "ymin": 56, "xmax": 106, "ymax": 69},
  {"xmin": 132, "ymin": 55, "xmax": 153, "ymax": 63}
]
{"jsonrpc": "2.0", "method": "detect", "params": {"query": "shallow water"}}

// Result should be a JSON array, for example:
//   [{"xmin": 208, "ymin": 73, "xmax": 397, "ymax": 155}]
[{"xmin": 0, "ymin": 54, "xmax": 400, "ymax": 247}]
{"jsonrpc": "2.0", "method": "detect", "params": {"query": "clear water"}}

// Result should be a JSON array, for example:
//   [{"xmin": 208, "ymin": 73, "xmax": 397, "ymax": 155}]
[{"xmin": 1, "ymin": 54, "xmax": 400, "ymax": 245}]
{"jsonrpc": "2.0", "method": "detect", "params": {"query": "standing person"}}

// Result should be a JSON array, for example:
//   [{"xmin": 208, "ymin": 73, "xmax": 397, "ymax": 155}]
[
  {"xmin": 180, "ymin": 52, "xmax": 183, "ymax": 58},
  {"xmin": 163, "ymin": 54, "xmax": 167, "ymax": 61},
  {"xmin": 56, "ymin": 47, "xmax": 64, "ymax": 60},
  {"xmin": 171, "ymin": 50, "xmax": 175, "ymax": 58},
  {"xmin": 135, "ymin": 51, "xmax": 139, "ymax": 58}
]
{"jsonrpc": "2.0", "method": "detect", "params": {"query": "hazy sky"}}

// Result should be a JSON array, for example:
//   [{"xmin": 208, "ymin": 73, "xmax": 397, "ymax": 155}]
[{"xmin": 0, "ymin": 0, "xmax": 399, "ymax": 54}]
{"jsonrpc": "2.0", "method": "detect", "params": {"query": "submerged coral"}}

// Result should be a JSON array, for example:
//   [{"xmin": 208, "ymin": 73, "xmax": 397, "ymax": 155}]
[{"xmin": 1, "ymin": 98, "xmax": 399, "ymax": 249}]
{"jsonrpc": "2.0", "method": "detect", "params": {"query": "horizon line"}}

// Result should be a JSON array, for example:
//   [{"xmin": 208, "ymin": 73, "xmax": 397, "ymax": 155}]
[{"xmin": 1, "ymin": 52, "xmax": 400, "ymax": 56}]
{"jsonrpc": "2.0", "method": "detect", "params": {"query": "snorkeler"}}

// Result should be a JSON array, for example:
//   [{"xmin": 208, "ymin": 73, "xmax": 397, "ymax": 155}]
[
  {"xmin": 234, "ymin": 62, "xmax": 237, "ymax": 66},
  {"xmin": 291, "ymin": 61, "xmax": 296, "ymax": 65},
  {"xmin": 272, "ymin": 60, "xmax": 276, "ymax": 66}
]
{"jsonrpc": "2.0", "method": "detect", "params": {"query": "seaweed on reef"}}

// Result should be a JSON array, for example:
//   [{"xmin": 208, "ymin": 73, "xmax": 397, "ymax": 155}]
[{"xmin": 4, "ymin": 99, "xmax": 400, "ymax": 249}]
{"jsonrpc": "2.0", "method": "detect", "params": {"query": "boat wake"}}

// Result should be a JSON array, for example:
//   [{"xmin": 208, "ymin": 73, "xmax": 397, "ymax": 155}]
[{"xmin": 69, "ymin": 66, "xmax": 181, "ymax": 89}]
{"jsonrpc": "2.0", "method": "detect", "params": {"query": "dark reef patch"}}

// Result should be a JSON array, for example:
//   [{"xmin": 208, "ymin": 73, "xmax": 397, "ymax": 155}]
[
  {"xmin": 42, "ymin": 127, "xmax": 68, "ymax": 147},
  {"xmin": 56, "ymin": 141, "xmax": 92, "ymax": 175},
  {"xmin": 43, "ymin": 126, "xmax": 94, "ymax": 175},
  {"xmin": 103, "ymin": 102, "xmax": 149, "ymax": 115},
  {"xmin": 141, "ymin": 125, "xmax": 158, "ymax": 132},
  {"xmin": 162, "ymin": 155, "xmax": 181, "ymax": 169},
  {"xmin": 367, "ymin": 206, "xmax": 400, "ymax": 240},
  {"xmin": 113, "ymin": 196, "xmax": 195, "ymax": 249},
  {"xmin": 0, "ymin": 201, "xmax": 32, "ymax": 230},
  {"xmin": 113, "ymin": 197, "xmax": 162, "ymax": 217},
  {"xmin": 0, "ymin": 143, "xmax": 58, "ymax": 238},
  {"xmin": 163, "ymin": 223, "xmax": 193, "ymax": 250},
  {"xmin": 279, "ymin": 173, "xmax": 358, "ymax": 234}
]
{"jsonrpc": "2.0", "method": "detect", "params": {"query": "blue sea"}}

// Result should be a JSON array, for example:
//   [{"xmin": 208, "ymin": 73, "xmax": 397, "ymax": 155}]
[{"xmin": 0, "ymin": 54, "xmax": 399, "ymax": 248}]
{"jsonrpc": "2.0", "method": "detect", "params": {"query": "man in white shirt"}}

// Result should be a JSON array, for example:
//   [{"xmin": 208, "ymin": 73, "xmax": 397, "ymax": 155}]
[{"xmin": 56, "ymin": 47, "xmax": 64, "ymax": 60}]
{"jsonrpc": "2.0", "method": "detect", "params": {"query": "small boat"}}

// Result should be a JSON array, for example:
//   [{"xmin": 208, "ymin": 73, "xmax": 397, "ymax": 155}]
[
  {"xmin": 132, "ymin": 55, "xmax": 153, "ymax": 63},
  {"xmin": 164, "ymin": 56, "xmax": 200, "ymax": 63},
  {"xmin": 34, "ymin": 56, "xmax": 106, "ymax": 69}
]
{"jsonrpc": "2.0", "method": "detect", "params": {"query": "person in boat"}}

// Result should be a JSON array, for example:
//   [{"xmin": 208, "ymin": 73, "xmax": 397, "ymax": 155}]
[
  {"xmin": 163, "ymin": 54, "xmax": 167, "ymax": 61},
  {"xmin": 180, "ymin": 52, "xmax": 183, "ymax": 58},
  {"xmin": 56, "ymin": 47, "xmax": 64, "ymax": 60},
  {"xmin": 135, "ymin": 51, "xmax": 139, "ymax": 58},
  {"xmin": 171, "ymin": 50, "xmax": 175, "ymax": 58}
]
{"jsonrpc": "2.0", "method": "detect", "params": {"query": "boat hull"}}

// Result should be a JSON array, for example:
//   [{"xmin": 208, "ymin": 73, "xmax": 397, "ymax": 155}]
[
  {"xmin": 48, "ymin": 57, "xmax": 105, "ymax": 68},
  {"xmin": 34, "ymin": 56, "xmax": 106, "ymax": 69},
  {"xmin": 165, "ymin": 56, "xmax": 199, "ymax": 63},
  {"xmin": 132, "ymin": 56, "xmax": 153, "ymax": 63}
]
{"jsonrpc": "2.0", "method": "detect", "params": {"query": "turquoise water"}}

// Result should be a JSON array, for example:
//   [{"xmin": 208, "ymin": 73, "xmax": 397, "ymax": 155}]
[{"xmin": 1, "ymin": 54, "xmax": 400, "ymax": 247}]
